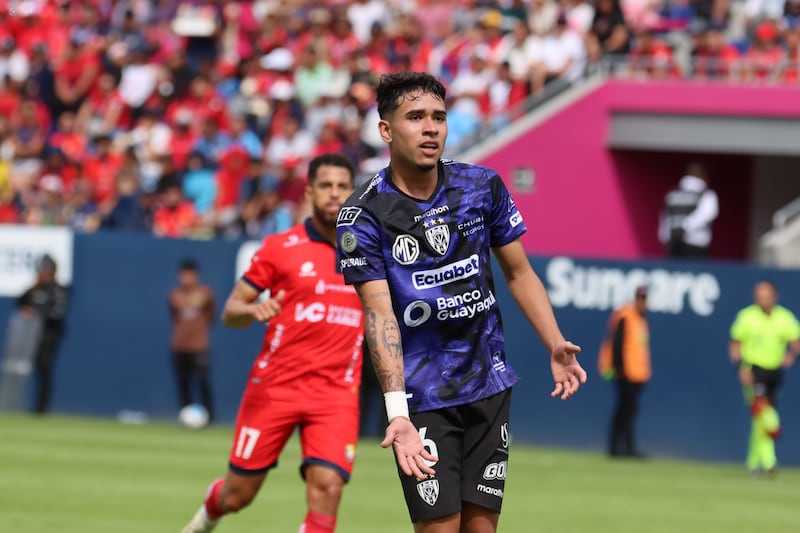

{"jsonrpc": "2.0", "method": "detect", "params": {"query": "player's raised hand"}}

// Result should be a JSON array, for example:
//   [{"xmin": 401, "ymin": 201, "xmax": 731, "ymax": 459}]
[
  {"xmin": 550, "ymin": 340, "xmax": 586, "ymax": 400},
  {"xmin": 251, "ymin": 289, "xmax": 286, "ymax": 322},
  {"xmin": 381, "ymin": 417, "xmax": 437, "ymax": 479}
]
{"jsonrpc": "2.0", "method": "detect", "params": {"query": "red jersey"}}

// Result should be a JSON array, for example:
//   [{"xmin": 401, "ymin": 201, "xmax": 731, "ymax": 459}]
[{"xmin": 241, "ymin": 219, "xmax": 364, "ymax": 399}]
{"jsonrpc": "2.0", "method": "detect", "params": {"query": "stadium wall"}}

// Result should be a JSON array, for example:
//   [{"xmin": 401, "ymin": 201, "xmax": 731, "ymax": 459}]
[
  {"xmin": 478, "ymin": 80, "xmax": 800, "ymax": 261},
  {"xmin": 1, "ymin": 229, "xmax": 799, "ymax": 465}
]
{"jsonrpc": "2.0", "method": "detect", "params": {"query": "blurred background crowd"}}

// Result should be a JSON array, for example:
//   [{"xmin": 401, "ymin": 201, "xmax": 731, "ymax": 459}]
[{"xmin": 0, "ymin": 0, "xmax": 797, "ymax": 240}]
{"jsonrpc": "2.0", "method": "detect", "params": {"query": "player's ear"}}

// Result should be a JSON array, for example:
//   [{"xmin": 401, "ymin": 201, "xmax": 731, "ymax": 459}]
[{"xmin": 378, "ymin": 119, "xmax": 391, "ymax": 143}]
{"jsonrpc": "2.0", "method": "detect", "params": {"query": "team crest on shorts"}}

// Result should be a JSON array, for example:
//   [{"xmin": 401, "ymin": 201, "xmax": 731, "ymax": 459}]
[
  {"xmin": 424, "ymin": 219, "xmax": 450, "ymax": 256},
  {"xmin": 417, "ymin": 478, "xmax": 439, "ymax": 506}
]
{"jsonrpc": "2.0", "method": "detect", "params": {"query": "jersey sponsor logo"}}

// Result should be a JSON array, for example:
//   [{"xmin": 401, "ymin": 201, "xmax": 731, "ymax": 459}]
[
  {"xmin": 340, "ymin": 231, "xmax": 358, "ymax": 253},
  {"xmin": 402, "ymin": 289, "xmax": 496, "ymax": 327},
  {"xmin": 492, "ymin": 351, "xmax": 506, "ymax": 373},
  {"xmin": 476, "ymin": 484, "xmax": 504, "ymax": 498},
  {"xmin": 413, "ymin": 205, "xmax": 450, "ymax": 223},
  {"xmin": 358, "ymin": 175, "xmax": 382, "ymax": 199},
  {"xmin": 417, "ymin": 479, "xmax": 439, "ymax": 506},
  {"xmin": 282, "ymin": 234, "xmax": 307, "ymax": 247},
  {"xmin": 509, "ymin": 211, "xmax": 523, "ymax": 227},
  {"xmin": 345, "ymin": 443, "xmax": 356, "ymax": 463},
  {"xmin": 299, "ymin": 261, "xmax": 317, "ymax": 277},
  {"xmin": 458, "ymin": 216, "xmax": 485, "ymax": 237},
  {"xmin": 340, "ymin": 257, "xmax": 368, "ymax": 269},
  {"xmin": 326, "ymin": 304, "xmax": 362, "ymax": 327},
  {"xmin": 482, "ymin": 461, "xmax": 507, "ymax": 480},
  {"xmin": 436, "ymin": 290, "xmax": 496, "ymax": 321},
  {"xmin": 294, "ymin": 302, "xmax": 362, "ymax": 327},
  {"xmin": 412, "ymin": 255, "xmax": 480, "ymax": 289},
  {"xmin": 403, "ymin": 300, "xmax": 432, "ymax": 327},
  {"xmin": 337, "ymin": 206, "xmax": 362, "ymax": 226},
  {"xmin": 315, "ymin": 280, "xmax": 357, "ymax": 295},
  {"xmin": 295, "ymin": 302, "xmax": 326, "ymax": 322},
  {"xmin": 424, "ymin": 219, "xmax": 450, "ymax": 255},
  {"xmin": 392, "ymin": 235, "xmax": 420, "ymax": 265}
]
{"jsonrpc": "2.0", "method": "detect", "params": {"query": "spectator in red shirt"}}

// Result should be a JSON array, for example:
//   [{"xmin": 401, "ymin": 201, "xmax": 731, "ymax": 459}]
[
  {"xmin": 629, "ymin": 28, "xmax": 680, "ymax": 78},
  {"xmin": 76, "ymin": 71, "xmax": 131, "ymax": 134},
  {"xmin": 10, "ymin": 98, "xmax": 47, "ymax": 177},
  {"xmin": 152, "ymin": 180, "xmax": 198, "ymax": 239},
  {"xmin": 168, "ymin": 109, "xmax": 198, "ymax": 171},
  {"xmin": 312, "ymin": 120, "xmax": 344, "ymax": 159},
  {"xmin": 782, "ymin": 26, "xmax": 800, "ymax": 82},
  {"xmin": 83, "ymin": 132, "xmax": 124, "ymax": 206},
  {"xmin": 744, "ymin": 21, "xmax": 785, "ymax": 81},
  {"xmin": 328, "ymin": 14, "xmax": 362, "ymax": 69},
  {"xmin": 214, "ymin": 143, "xmax": 250, "ymax": 213},
  {"xmin": 54, "ymin": 30, "xmax": 100, "ymax": 116},
  {"xmin": 47, "ymin": 111, "xmax": 87, "ymax": 165},
  {"xmin": 166, "ymin": 73, "xmax": 228, "ymax": 134},
  {"xmin": 695, "ymin": 25, "xmax": 741, "ymax": 80},
  {"xmin": 39, "ymin": 147, "xmax": 81, "ymax": 196}
]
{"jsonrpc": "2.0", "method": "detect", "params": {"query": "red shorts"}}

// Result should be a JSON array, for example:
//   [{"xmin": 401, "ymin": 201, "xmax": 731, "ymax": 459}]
[{"xmin": 228, "ymin": 389, "xmax": 360, "ymax": 481}]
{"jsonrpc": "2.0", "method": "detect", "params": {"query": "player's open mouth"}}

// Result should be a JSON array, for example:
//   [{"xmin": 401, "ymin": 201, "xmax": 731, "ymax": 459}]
[{"xmin": 419, "ymin": 143, "xmax": 438, "ymax": 156}]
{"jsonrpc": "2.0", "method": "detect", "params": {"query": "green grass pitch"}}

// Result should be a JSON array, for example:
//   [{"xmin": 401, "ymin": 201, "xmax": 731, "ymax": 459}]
[{"xmin": 1, "ymin": 413, "xmax": 798, "ymax": 532}]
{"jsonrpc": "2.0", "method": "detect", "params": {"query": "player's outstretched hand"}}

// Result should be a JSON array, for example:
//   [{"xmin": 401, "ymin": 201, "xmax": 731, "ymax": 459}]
[
  {"xmin": 381, "ymin": 417, "xmax": 437, "ymax": 479},
  {"xmin": 252, "ymin": 289, "xmax": 286, "ymax": 322},
  {"xmin": 550, "ymin": 340, "xmax": 586, "ymax": 400}
]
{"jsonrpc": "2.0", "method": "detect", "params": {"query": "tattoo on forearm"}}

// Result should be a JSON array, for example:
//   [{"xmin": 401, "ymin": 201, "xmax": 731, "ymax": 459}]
[{"xmin": 362, "ymin": 304, "xmax": 405, "ymax": 392}]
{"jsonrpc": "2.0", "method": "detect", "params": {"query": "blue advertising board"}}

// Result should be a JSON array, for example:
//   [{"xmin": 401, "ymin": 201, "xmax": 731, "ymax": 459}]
[{"xmin": 1, "ymin": 230, "xmax": 799, "ymax": 465}]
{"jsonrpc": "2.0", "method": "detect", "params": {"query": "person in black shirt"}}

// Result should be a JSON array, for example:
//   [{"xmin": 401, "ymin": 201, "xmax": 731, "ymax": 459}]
[{"xmin": 18, "ymin": 254, "xmax": 70, "ymax": 414}]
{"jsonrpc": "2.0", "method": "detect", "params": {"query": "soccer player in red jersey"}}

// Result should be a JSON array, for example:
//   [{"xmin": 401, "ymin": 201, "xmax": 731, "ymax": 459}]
[{"xmin": 182, "ymin": 154, "xmax": 363, "ymax": 533}]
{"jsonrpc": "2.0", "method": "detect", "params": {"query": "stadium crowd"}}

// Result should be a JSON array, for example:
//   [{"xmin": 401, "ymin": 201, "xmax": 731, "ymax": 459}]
[{"xmin": 0, "ymin": 0, "xmax": 797, "ymax": 239}]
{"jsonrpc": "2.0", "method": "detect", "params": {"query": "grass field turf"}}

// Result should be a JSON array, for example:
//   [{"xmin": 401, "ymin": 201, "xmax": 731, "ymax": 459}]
[{"xmin": 1, "ymin": 414, "xmax": 798, "ymax": 533}]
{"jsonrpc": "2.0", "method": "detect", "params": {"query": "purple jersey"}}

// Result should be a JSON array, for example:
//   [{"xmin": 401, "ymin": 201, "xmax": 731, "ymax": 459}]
[{"xmin": 336, "ymin": 159, "xmax": 527, "ymax": 412}]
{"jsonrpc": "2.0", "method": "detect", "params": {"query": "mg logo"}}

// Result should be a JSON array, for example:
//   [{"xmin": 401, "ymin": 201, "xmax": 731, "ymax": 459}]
[
  {"xmin": 392, "ymin": 235, "xmax": 420, "ymax": 265},
  {"xmin": 295, "ymin": 302, "xmax": 326, "ymax": 323}
]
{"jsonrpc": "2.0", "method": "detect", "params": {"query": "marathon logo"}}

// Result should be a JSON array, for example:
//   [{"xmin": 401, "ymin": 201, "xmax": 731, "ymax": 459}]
[
  {"xmin": 412, "ymin": 255, "xmax": 479, "ymax": 289},
  {"xmin": 476, "ymin": 484, "xmax": 504, "ymax": 498},
  {"xmin": 414, "ymin": 205, "xmax": 450, "ymax": 223}
]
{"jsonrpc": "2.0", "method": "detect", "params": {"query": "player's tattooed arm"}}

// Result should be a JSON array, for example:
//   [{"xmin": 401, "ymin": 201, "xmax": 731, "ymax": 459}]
[{"xmin": 356, "ymin": 280, "xmax": 406, "ymax": 392}]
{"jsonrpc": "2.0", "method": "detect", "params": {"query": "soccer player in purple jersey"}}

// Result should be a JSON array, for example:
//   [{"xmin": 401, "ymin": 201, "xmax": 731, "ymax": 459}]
[{"xmin": 336, "ymin": 72, "xmax": 587, "ymax": 532}]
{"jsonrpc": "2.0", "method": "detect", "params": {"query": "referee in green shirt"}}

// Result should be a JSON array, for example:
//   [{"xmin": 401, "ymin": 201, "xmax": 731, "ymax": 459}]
[{"xmin": 729, "ymin": 280, "xmax": 800, "ymax": 475}]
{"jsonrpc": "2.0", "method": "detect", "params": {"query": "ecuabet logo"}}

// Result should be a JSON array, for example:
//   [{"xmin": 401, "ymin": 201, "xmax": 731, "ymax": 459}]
[{"xmin": 412, "ymin": 255, "xmax": 480, "ymax": 289}]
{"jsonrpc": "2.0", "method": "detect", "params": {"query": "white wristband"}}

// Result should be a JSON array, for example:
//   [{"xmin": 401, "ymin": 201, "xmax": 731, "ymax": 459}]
[{"xmin": 384, "ymin": 391, "xmax": 409, "ymax": 422}]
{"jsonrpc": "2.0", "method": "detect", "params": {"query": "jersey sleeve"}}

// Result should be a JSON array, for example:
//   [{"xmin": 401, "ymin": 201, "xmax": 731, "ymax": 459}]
[
  {"xmin": 336, "ymin": 205, "xmax": 386, "ymax": 285},
  {"xmin": 730, "ymin": 310, "xmax": 747, "ymax": 341},
  {"xmin": 242, "ymin": 237, "xmax": 276, "ymax": 292},
  {"xmin": 784, "ymin": 310, "xmax": 800, "ymax": 342},
  {"xmin": 488, "ymin": 172, "xmax": 527, "ymax": 248}
]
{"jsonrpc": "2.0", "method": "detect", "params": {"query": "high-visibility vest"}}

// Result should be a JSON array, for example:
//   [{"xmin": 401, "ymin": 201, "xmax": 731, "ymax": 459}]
[{"xmin": 598, "ymin": 305, "xmax": 651, "ymax": 383}]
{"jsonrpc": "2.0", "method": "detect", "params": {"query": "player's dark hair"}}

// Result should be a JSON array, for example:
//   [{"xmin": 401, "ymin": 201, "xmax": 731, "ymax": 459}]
[
  {"xmin": 376, "ymin": 72, "xmax": 447, "ymax": 119},
  {"xmin": 308, "ymin": 153, "xmax": 355, "ymax": 185},
  {"xmin": 179, "ymin": 258, "xmax": 198, "ymax": 272}
]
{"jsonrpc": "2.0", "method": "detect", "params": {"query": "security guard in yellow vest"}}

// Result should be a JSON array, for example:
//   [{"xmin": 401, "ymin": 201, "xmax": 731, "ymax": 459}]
[{"xmin": 598, "ymin": 285, "xmax": 651, "ymax": 458}]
